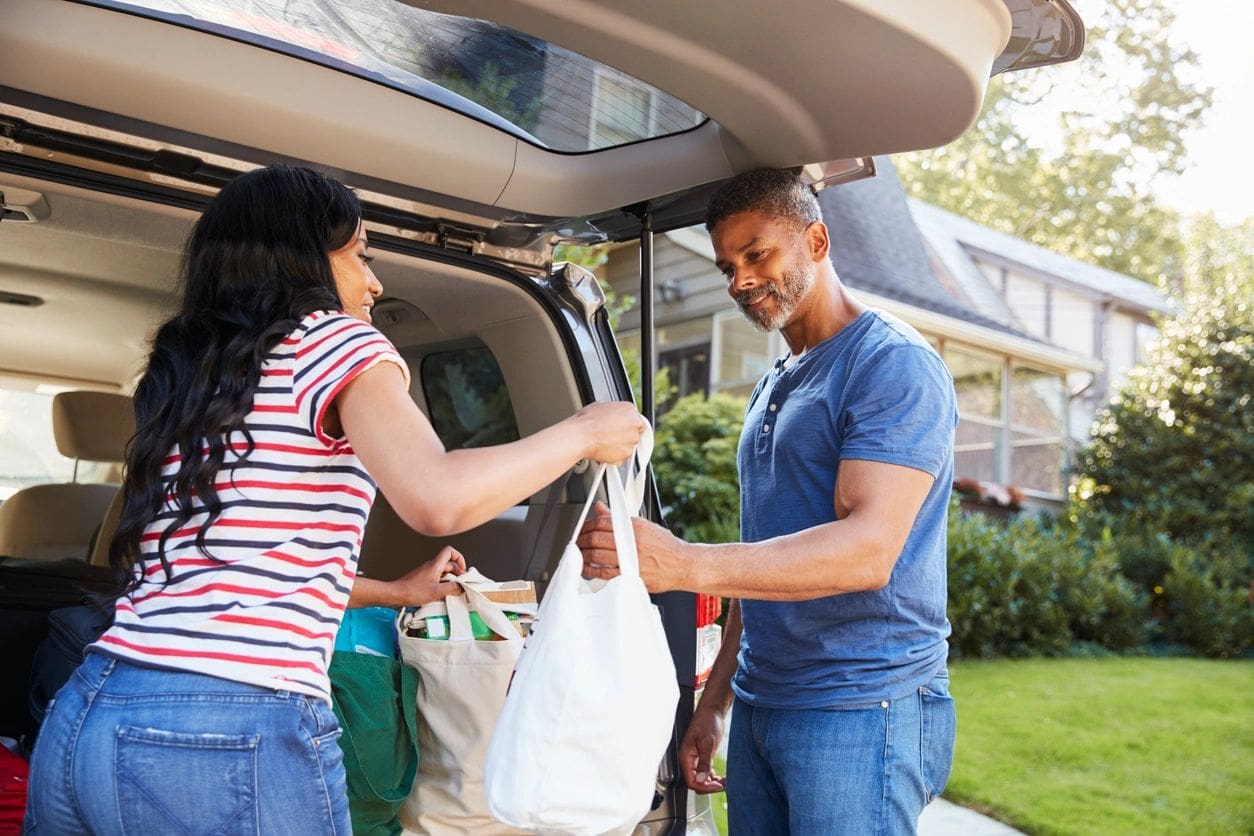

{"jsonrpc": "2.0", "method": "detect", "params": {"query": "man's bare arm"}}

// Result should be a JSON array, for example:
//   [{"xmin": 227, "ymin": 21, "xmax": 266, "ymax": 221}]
[{"xmin": 579, "ymin": 459, "xmax": 934, "ymax": 600}]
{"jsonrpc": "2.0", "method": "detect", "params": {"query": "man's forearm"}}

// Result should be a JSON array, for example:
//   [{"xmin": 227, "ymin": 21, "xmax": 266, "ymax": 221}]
[{"xmin": 671, "ymin": 517, "xmax": 896, "ymax": 601}]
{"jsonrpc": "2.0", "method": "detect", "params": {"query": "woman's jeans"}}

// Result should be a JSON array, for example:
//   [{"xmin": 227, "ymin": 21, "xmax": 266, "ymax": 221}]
[
  {"xmin": 727, "ymin": 669, "xmax": 956, "ymax": 836},
  {"xmin": 23, "ymin": 652, "xmax": 350, "ymax": 835}
]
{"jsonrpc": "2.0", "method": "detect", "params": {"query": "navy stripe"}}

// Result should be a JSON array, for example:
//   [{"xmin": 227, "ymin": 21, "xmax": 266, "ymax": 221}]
[
  {"xmin": 111, "ymin": 622, "xmax": 327, "ymax": 657},
  {"xmin": 294, "ymin": 326, "xmax": 378, "ymax": 383},
  {"xmin": 135, "ymin": 600, "xmax": 339, "ymax": 626},
  {"xmin": 151, "ymin": 563, "xmax": 351, "ymax": 595},
  {"xmin": 152, "ymin": 498, "xmax": 368, "ymax": 522}
]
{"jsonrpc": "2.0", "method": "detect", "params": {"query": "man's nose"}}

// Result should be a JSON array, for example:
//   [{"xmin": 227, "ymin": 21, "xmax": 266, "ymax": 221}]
[{"xmin": 728, "ymin": 269, "xmax": 759, "ymax": 297}]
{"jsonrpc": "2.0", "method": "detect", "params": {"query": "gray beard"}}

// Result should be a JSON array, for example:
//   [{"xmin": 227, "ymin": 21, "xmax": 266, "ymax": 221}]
[{"xmin": 735, "ymin": 265, "xmax": 814, "ymax": 332}]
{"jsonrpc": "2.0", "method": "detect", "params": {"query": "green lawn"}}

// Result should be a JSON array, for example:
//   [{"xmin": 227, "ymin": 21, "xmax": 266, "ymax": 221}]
[
  {"xmin": 946, "ymin": 658, "xmax": 1254, "ymax": 835},
  {"xmin": 705, "ymin": 658, "xmax": 1252, "ymax": 835}
]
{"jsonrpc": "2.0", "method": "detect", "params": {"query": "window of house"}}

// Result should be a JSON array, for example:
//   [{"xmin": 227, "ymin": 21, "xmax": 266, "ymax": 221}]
[
  {"xmin": 1009, "ymin": 365, "xmax": 1065, "ymax": 495},
  {"xmin": 1051, "ymin": 287, "xmax": 1097, "ymax": 356},
  {"xmin": 945, "ymin": 346, "xmax": 1003, "ymax": 484},
  {"xmin": 1003, "ymin": 273, "xmax": 1048, "ymax": 339},
  {"xmin": 659, "ymin": 343, "xmax": 710, "ymax": 409},
  {"xmin": 421, "ymin": 347, "xmax": 520, "ymax": 450},
  {"xmin": 0, "ymin": 379, "xmax": 115, "ymax": 503},
  {"xmin": 711, "ymin": 311, "xmax": 780, "ymax": 398},
  {"xmin": 1134, "ymin": 321, "xmax": 1158, "ymax": 365}
]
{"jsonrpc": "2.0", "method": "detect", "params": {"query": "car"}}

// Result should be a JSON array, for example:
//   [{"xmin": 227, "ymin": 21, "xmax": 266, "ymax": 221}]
[{"xmin": 0, "ymin": 0, "xmax": 1083, "ymax": 831}]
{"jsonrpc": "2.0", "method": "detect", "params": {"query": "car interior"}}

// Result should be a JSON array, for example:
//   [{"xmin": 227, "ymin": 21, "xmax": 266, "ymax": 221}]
[{"xmin": 0, "ymin": 167, "xmax": 611, "ymax": 742}]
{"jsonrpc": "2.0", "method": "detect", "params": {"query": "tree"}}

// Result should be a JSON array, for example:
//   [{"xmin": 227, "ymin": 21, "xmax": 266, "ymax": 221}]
[
  {"xmin": 895, "ymin": 0, "xmax": 1213, "ymax": 285},
  {"xmin": 1074, "ymin": 227, "xmax": 1252, "ymax": 656},
  {"xmin": 1077, "ymin": 219, "xmax": 1252, "ymax": 551}
]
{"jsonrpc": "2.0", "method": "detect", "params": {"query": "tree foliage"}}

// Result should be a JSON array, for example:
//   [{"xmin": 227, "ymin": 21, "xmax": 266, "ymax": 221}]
[
  {"xmin": 895, "ymin": 0, "xmax": 1215, "ymax": 285},
  {"xmin": 1077, "ymin": 235, "xmax": 1252, "ymax": 555},
  {"xmin": 1070, "ymin": 235, "xmax": 1253, "ymax": 657},
  {"xmin": 651, "ymin": 394, "xmax": 746, "ymax": 543}
]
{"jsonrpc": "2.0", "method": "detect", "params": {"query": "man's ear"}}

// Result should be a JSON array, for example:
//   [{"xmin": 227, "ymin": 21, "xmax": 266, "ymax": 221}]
[{"xmin": 805, "ymin": 220, "xmax": 830, "ymax": 262}]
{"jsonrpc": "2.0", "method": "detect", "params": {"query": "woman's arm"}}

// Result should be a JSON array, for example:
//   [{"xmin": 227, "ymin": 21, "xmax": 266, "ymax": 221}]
[
  {"xmin": 347, "ymin": 545, "xmax": 467, "ymax": 608},
  {"xmin": 336, "ymin": 361, "xmax": 643, "ymax": 537}
]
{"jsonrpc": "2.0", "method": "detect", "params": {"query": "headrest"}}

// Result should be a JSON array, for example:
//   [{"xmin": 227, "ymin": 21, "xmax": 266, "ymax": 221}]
[{"xmin": 52, "ymin": 391, "xmax": 134, "ymax": 462}]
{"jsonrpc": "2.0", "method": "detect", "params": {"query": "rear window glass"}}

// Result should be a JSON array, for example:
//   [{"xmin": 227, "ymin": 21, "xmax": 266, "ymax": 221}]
[
  {"xmin": 421, "ymin": 347, "xmax": 520, "ymax": 450},
  {"xmin": 0, "ymin": 383, "xmax": 113, "ymax": 503},
  {"xmin": 94, "ymin": 0, "xmax": 707, "ymax": 153}
]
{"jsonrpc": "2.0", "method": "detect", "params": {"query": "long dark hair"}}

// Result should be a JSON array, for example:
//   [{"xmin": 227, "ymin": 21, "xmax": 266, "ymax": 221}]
[{"xmin": 109, "ymin": 165, "xmax": 361, "ymax": 594}]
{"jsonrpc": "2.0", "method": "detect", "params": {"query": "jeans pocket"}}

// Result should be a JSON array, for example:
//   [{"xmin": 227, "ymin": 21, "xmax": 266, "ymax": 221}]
[
  {"xmin": 919, "ymin": 686, "xmax": 956, "ymax": 803},
  {"xmin": 115, "ymin": 725, "xmax": 260, "ymax": 836}
]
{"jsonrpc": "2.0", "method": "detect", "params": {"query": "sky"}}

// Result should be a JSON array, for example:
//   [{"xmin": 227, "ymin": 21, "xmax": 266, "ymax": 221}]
[
  {"xmin": 1152, "ymin": 1, "xmax": 1254, "ymax": 224},
  {"xmin": 1011, "ymin": 1, "xmax": 1253, "ymax": 225}
]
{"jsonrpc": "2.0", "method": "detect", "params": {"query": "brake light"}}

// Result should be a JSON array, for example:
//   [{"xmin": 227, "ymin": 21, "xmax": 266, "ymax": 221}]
[
  {"xmin": 696, "ymin": 594, "xmax": 722, "ymax": 628},
  {"xmin": 694, "ymin": 594, "xmax": 723, "ymax": 688}
]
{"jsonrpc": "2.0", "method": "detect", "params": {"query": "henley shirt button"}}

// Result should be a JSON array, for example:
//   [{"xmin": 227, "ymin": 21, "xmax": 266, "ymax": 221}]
[
  {"xmin": 880, "ymin": 701, "xmax": 889, "ymax": 708},
  {"xmin": 768, "ymin": 403, "xmax": 778, "ymax": 412},
  {"xmin": 762, "ymin": 424, "xmax": 771, "ymax": 433}
]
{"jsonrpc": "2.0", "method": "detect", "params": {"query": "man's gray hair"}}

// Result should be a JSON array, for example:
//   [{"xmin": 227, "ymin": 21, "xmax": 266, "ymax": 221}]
[{"xmin": 705, "ymin": 169, "xmax": 822, "ymax": 233}]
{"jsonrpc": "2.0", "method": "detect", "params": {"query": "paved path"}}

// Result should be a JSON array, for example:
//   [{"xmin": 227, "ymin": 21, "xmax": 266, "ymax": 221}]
[{"xmin": 919, "ymin": 798, "xmax": 1024, "ymax": 835}]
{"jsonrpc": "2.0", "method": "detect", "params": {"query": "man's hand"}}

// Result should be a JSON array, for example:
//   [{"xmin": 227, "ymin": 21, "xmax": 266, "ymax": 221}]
[
  {"xmin": 680, "ymin": 706, "xmax": 727, "ymax": 794},
  {"xmin": 576, "ymin": 502, "xmax": 692, "ymax": 593}
]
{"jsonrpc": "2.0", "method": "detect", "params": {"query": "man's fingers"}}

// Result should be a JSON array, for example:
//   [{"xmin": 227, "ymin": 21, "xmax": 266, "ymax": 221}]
[{"xmin": 575, "ymin": 527, "xmax": 618, "ymax": 551}]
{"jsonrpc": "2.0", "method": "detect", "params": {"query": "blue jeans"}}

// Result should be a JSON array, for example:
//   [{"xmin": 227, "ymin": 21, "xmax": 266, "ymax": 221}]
[
  {"xmin": 727, "ymin": 670, "xmax": 956, "ymax": 836},
  {"xmin": 23, "ymin": 652, "xmax": 350, "ymax": 835}
]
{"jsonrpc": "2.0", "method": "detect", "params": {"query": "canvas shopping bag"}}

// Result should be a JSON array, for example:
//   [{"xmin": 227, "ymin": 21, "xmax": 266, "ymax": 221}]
[
  {"xmin": 485, "ymin": 434, "xmax": 680, "ymax": 836},
  {"xmin": 397, "ymin": 570, "xmax": 532, "ymax": 836}
]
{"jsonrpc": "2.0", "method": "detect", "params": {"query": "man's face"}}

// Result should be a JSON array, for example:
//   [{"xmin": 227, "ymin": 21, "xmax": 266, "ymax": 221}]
[{"xmin": 712, "ymin": 210, "xmax": 816, "ymax": 332}]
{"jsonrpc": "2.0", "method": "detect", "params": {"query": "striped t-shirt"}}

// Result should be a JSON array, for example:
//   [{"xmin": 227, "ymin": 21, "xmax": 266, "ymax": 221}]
[{"xmin": 93, "ymin": 310, "xmax": 409, "ymax": 702}]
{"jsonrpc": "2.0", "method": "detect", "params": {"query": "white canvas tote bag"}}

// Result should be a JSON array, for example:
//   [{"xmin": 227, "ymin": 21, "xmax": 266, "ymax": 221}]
[
  {"xmin": 485, "ymin": 438, "xmax": 680, "ymax": 835},
  {"xmin": 397, "ymin": 570, "xmax": 531, "ymax": 836}
]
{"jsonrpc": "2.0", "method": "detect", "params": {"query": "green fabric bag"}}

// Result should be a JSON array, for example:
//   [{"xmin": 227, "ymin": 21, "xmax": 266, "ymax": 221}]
[{"xmin": 329, "ymin": 649, "xmax": 420, "ymax": 836}]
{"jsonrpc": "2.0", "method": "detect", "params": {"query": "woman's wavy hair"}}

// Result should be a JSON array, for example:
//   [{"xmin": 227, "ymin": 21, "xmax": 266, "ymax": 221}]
[{"xmin": 108, "ymin": 165, "xmax": 361, "ymax": 594}]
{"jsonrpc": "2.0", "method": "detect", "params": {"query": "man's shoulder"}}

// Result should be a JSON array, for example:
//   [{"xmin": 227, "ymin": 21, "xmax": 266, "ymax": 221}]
[{"xmin": 852, "ymin": 312, "xmax": 948, "ymax": 377}]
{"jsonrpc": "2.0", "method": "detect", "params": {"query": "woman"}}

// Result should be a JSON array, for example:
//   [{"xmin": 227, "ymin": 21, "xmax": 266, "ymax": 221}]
[{"xmin": 23, "ymin": 166, "xmax": 644, "ymax": 834}]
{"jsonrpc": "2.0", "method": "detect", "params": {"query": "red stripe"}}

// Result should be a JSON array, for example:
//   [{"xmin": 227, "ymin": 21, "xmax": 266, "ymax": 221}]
[
  {"xmin": 140, "ymin": 518, "xmax": 362, "ymax": 543},
  {"xmin": 261, "ymin": 367, "xmax": 293, "ymax": 377},
  {"xmin": 162, "ymin": 441, "xmax": 337, "ymax": 466},
  {"xmin": 251, "ymin": 404, "xmax": 299, "ymax": 414},
  {"xmin": 210, "ymin": 613, "xmax": 335, "ymax": 642},
  {"xmin": 160, "ymin": 480, "xmax": 372, "ymax": 503},
  {"xmin": 296, "ymin": 317, "xmax": 360, "ymax": 360},
  {"xmin": 304, "ymin": 340, "xmax": 394, "ymax": 397},
  {"xmin": 261, "ymin": 550, "xmax": 349, "ymax": 571},
  {"xmin": 98, "ymin": 634, "xmax": 324, "ymax": 674},
  {"xmin": 130, "ymin": 581, "xmax": 340, "ymax": 609}
]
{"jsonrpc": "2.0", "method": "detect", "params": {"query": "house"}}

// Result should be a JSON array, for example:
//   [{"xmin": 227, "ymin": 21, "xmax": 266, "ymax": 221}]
[{"xmin": 602, "ymin": 159, "xmax": 1165, "ymax": 511}]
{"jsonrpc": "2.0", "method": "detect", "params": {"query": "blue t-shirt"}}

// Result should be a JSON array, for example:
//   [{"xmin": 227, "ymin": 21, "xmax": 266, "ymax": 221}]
[{"xmin": 733, "ymin": 310, "xmax": 957, "ymax": 709}]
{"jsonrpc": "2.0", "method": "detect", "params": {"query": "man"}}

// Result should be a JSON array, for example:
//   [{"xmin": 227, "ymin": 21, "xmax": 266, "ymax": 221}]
[{"xmin": 579, "ymin": 169, "xmax": 958, "ymax": 835}]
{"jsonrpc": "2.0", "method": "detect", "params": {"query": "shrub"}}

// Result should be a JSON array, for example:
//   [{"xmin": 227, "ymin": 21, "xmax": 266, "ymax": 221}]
[
  {"xmin": 1160, "ymin": 546, "xmax": 1254, "ymax": 658},
  {"xmin": 946, "ymin": 504, "xmax": 1150, "ymax": 658},
  {"xmin": 651, "ymin": 394, "xmax": 746, "ymax": 544}
]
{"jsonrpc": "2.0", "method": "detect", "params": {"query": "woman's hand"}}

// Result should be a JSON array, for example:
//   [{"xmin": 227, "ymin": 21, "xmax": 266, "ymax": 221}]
[
  {"xmin": 570, "ymin": 401, "xmax": 647, "ymax": 465},
  {"xmin": 348, "ymin": 546, "xmax": 467, "ymax": 608},
  {"xmin": 391, "ymin": 545, "xmax": 467, "ymax": 605}
]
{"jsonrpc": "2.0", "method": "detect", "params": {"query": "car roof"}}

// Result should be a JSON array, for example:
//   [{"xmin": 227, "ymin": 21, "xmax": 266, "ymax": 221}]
[{"xmin": 0, "ymin": 0, "xmax": 1081, "ymax": 238}]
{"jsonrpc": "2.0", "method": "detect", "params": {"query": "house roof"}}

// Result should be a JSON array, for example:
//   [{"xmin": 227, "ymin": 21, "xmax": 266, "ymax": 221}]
[
  {"xmin": 908, "ymin": 199, "xmax": 1170, "ymax": 315},
  {"xmin": 816, "ymin": 157, "xmax": 1034, "ymax": 338}
]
